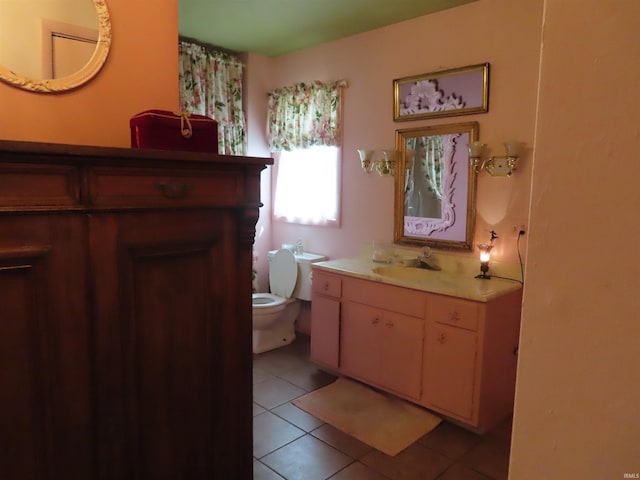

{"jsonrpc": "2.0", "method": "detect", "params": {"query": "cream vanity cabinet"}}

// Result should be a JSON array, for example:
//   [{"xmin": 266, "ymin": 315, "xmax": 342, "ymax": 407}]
[
  {"xmin": 310, "ymin": 267, "xmax": 522, "ymax": 432},
  {"xmin": 310, "ymin": 270, "xmax": 342, "ymax": 368},
  {"xmin": 341, "ymin": 277, "xmax": 425, "ymax": 400}
]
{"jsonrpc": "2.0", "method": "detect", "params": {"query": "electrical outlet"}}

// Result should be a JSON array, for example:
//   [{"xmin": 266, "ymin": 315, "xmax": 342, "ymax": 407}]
[{"xmin": 513, "ymin": 224, "xmax": 526, "ymax": 235}]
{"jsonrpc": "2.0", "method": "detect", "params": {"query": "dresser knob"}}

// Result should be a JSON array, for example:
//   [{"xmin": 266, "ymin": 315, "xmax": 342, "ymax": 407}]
[{"xmin": 437, "ymin": 332, "xmax": 446, "ymax": 344}]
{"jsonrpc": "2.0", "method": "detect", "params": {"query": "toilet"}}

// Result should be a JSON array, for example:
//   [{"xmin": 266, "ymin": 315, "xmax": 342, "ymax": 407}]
[{"xmin": 252, "ymin": 249, "xmax": 326, "ymax": 354}]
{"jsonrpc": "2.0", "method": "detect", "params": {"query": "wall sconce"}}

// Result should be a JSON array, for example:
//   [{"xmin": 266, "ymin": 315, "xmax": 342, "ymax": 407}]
[
  {"xmin": 468, "ymin": 141, "xmax": 521, "ymax": 177},
  {"xmin": 358, "ymin": 149, "xmax": 397, "ymax": 176},
  {"xmin": 476, "ymin": 230, "xmax": 498, "ymax": 280}
]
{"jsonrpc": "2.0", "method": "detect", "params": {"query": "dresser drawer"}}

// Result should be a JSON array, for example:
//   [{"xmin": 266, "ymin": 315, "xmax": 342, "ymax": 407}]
[
  {"xmin": 428, "ymin": 295, "xmax": 479, "ymax": 331},
  {"xmin": 312, "ymin": 270, "xmax": 342, "ymax": 298},
  {"xmin": 0, "ymin": 162, "xmax": 80, "ymax": 209},
  {"xmin": 88, "ymin": 166, "xmax": 243, "ymax": 208}
]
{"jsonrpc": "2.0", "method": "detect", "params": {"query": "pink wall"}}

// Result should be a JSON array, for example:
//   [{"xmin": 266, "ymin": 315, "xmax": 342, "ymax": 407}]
[
  {"xmin": 244, "ymin": 52, "xmax": 275, "ymax": 291},
  {"xmin": 510, "ymin": 0, "xmax": 640, "ymax": 476},
  {"xmin": 251, "ymin": 0, "xmax": 542, "ymax": 268},
  {"xmin": 0, "ymin": 0, "xmax": 179, "ymax": 147}
]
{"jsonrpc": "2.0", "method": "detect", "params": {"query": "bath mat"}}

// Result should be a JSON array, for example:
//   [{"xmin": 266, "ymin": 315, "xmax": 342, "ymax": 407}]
[{"xmin": 292, "ymin": 377, "xmax": 441, "ymax": 456}]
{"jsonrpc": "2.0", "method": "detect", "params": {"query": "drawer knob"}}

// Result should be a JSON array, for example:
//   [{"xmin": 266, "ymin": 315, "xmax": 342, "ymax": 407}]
[
  {"xmin": 156, "ymin": 181, "xmax": 193, "ymax": 199},
  {"xmin": 323, "ymin": 282, "xmax": 330, "ymax": 291},
  {"xmin": 450, "ymin": 311, "xmax": 460, "ymax": 322},
  {"xmin": 371, "ymin": 317, "xmax": 380, "ymax": 325},
  {"xmin": 437, "ymin": 332, "xmax": 446, "ymax": 344}
]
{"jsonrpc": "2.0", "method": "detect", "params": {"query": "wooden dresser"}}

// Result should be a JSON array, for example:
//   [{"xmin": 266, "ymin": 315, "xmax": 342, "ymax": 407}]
[{"xmin": 0, "ymin": 140, "xmax": 271, "ymax": 480}]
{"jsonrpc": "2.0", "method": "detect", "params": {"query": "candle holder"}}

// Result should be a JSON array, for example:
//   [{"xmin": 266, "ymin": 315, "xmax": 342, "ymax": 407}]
[{"xmin": 475, "ymin": 230, "xmax": 498, "ymax": 279}]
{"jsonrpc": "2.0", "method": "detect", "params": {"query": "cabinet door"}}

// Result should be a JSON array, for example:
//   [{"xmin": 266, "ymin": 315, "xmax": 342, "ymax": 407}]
[
  {"xmin": 423, "ymin": 322, "xmax": 477, "ymax": 420},
  {"xmin": 310, "ymin": 294, "xmax": 340, "ymax": 368},
  {"xmin": 378, "ymin": 311, "xmax": 423, "ymax": 399},
  {"xmin": 340, "ymin": 301, "xmax": 381, "ymax": 384},
  {"xmin": 342, "ymin": 302, "xmax": 424, "ymax": 399},
  {"xmin": 0, "ymin": 215, "xmax": 92, "ymax": 480},
  {"xmin": 89, "ymin": 210, "xmax": 250, "ymax": 480}
]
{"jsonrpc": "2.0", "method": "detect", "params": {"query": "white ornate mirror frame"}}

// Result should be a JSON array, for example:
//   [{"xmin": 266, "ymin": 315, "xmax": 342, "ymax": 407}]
[{"xmin": 0, "ymin": 0, "xmax": 111, "ymax": 93}]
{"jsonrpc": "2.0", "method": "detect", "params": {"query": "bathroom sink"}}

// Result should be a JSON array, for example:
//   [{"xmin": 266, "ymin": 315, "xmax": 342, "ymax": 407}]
[{"xmin": 372, "ymin": 266, "xmax": 441, "ymax": 283}]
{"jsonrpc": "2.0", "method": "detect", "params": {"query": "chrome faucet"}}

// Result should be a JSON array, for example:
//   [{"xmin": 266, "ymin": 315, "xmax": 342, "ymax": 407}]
[{"xmin": 416, "ymin": 246, "xmax": 441, "ymax": 270}]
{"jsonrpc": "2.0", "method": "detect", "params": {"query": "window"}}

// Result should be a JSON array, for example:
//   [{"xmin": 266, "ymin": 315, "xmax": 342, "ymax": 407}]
[
  {"xmin": 273, "ymin": 145, "xmax": 340, "ymax": 226},
  {"xmin": 266, "ymin": 79, "xmax": 347, "ymax": 226}
]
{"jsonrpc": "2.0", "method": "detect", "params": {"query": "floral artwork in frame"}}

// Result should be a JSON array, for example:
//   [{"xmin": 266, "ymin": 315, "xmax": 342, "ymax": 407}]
[{"xmin": 393, "ymin": 63, "xmax": 489, "ymax": 122}]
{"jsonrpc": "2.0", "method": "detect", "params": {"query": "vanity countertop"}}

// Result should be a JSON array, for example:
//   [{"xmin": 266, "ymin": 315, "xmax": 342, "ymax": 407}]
[{"xmin": 313, "ymin": 257, "xmax": 522, "ymax": 302}]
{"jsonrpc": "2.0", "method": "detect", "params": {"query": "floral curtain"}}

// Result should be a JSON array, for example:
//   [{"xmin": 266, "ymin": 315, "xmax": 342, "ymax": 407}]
[
  {"xmin": 178, "ymin": 41, "xmax": 246, "ymax": 155},
  {"xmin": 266, "ymin": 79, "xmax": 348, "ymax": 151},
  {"xmin": 407, "ymin": 135, "xmax": 444, "ymax": 200}
]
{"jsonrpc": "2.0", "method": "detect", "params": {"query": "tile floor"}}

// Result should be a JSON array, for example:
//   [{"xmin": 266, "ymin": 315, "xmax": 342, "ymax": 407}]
[{"xmin": 253, "ymin": 334, "xmax": 513, "ymax": 480}]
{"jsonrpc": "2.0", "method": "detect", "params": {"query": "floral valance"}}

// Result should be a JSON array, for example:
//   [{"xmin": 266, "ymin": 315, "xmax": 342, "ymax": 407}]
[{"xmin": 267, "ymin": 79, "xmax": 348, "ymax": 152}]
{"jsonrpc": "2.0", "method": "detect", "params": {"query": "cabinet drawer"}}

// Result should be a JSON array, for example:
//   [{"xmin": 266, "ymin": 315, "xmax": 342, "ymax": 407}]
[
  {"xmin": 0, "ymin": 162, "xmax": 80, "ymax": 208},
  {"xmin": 88, "ymin": 166, "xmax": 242, "ymax": 207},
  {"xmin": 343, "ymin": 277, "xmax": 426, "ymax": 318},
  {"xmin": 312, "ymin": 270, "xmax": 342, "ymax": 298},
  {"xmin": 428, "ymin": 295, "xmax": 479, "ymax": 331}
]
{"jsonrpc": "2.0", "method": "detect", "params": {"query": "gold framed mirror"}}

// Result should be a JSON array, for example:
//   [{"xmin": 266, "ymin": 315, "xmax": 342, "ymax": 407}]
[
  {"xmin": 0, "ymin": 0, "xmax": 111, "ymax": 93},
  {"xmin": 394, "ymin": 122, "xmax": 479, "ymax": 250}
]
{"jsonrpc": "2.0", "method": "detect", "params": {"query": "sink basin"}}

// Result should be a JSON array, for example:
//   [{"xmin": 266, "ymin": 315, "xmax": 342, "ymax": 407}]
[{"xmin": 372, "ymin": 266, "xmax": 441, "ymax": 282}]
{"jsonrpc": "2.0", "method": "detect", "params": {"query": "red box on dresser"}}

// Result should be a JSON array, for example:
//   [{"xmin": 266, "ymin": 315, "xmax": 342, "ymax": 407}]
[{"xmin": 130, "ymin": 109, "xmax": 218, "ymax": 153}]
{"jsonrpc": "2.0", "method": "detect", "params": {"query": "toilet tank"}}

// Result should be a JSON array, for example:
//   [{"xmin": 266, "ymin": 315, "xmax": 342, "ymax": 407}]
[{"xmin": 268, "ymin": 250, "xmax": 327, "ymax": 301}]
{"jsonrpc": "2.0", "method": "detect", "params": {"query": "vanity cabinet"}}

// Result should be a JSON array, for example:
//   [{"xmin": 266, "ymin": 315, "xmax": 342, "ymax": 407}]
[
  {"xmin": 310, "ymin": 268, "xmax": 522, "ymax": 432},
  {"xmin": 423, "ymin": 300, "xmax": 479, "ymax": 420},
  {"xmin": 0, "ymin": 140, "xmax": 270, "ymax": 480},
  {"xmin": 340, "ymin": 277, "xmax": 425, "ymax": 400},
  {"xmin": 310, "ymin": 270, "xmax": 342, "ymax": 368}
]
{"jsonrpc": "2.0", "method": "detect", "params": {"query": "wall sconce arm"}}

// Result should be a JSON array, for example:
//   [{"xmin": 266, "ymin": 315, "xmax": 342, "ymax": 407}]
[
  {"xmin": 358, "ymin": 149, "xmax": 398, "ymax": 177},
  {"xmin": 468, "ymin": 141, "xmax": 522, "ymax": 177}
]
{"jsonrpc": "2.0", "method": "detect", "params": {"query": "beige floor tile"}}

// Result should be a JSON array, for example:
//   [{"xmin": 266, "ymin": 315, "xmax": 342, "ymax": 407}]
[
  {"xmin": 254, "ymin": 366, "xmax": 274, "ymax": 384},
  {"xmin": 253, "ymin": 411, "xmax": 305, "ymax": 458},
  {"xmin": 311, "ymin": 424, "xmax": 373, "ymax": 459},
  {"xmin": 253, "ymin": 402, "xmax": 267, "ymax": 417},
  {"xmin": 276, "ymin": 362, "xmax": 337, "ymax": 392},
  {"xmin": 271, "ymin": 402, "xmax": 325, "ymax": 432},
  {"xmin": 437, "ymin": 463, "xmax": 493, "ymax": 480},
  {"xmin": 261, "ymin": 434, "xmax": 353, "ymax": 480},
  {"xmin": 418, "ymin": 421, "xmax": 482, "ymax": 460},
  {"xmin": 253, "ymin": 376, "xmax": 307, "ymax": 409},
  {"xmin": 254, "ymin": 348, "xmax": 311, "ymax": 376},
  {"xmin": 458, "ymin": 437, "xmax": 510, "ymax": 480},
  {"xmin": 253, "ymin": 459, "xmax": 285, "ymax": 479},
  {"xmin": 360, "ymin": 443, "xmax": 452, "ymax": 480},
  {"xmin": 328, "ymin": 461, "xmax": 391, "ymax": 480}
]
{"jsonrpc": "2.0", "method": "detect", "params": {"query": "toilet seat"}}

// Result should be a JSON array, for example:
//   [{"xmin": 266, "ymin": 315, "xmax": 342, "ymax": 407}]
[
  {"xmin": 252, "ymin": 293, "xmax": 286, "ymax": 309},
  {"xmin": 268, "ymin": 249, "xmax": 297, "ymax": 298}
]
